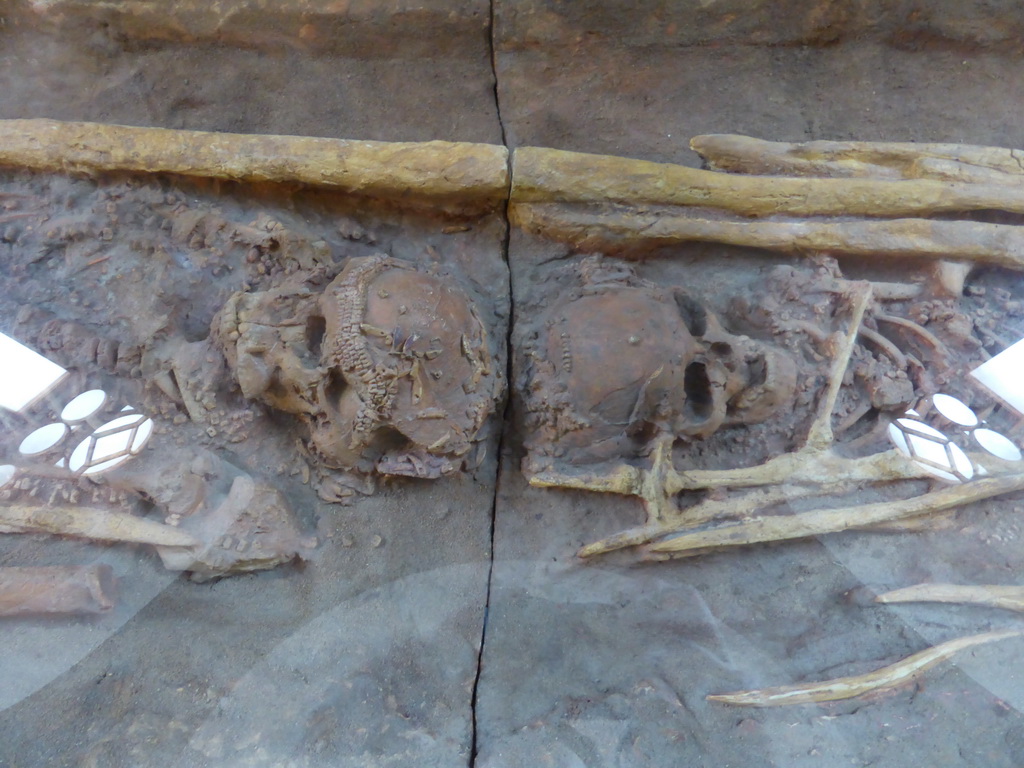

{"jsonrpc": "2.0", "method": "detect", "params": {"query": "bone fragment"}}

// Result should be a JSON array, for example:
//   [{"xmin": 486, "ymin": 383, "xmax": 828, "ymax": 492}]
[
  {"xmin": 876, "ymin": 584, "xmax": 1024, "ymax": 612},
  {"xmin": 0, "ymin": 502, "xmax": 199, "ymax": 547},
  {"xmin": 511, "ymin": 203, "xmax": 1024, "ymax": 271},
  {"xmin": 0, "ymin": 565, "xmax": 116, "ymax": 617},
  {"xmin": 511, "ymin": 146, "xmax": 1024, "ymax": 217},
  {"xmin": 707, "ymin": 629, "xmax": 1023, "ymax": 707},
  {"xmin": 0, "ymin": 119, "xmax": 509, "ymax": 206},
  {"xmin": 646, "ymin": 472, "xmax": 1024, "ymax": 557},
  {"xmin": 690, "ymin": 134, "xmax": 1024, "ymax": 184}
]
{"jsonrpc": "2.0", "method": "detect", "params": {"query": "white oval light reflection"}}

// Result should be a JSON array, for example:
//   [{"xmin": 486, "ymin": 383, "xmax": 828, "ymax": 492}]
[
  {"xmin": 0, "ymin": 464, "xmax": 15, "ymax": 488},
  {"xmin": 18, "ymin": 423, "xmax": 68, "ymax": 456},
  {"xmin": 974, "ymin": 428, "xmax": 1023, "ymax": 462},
  {"xmin": 68, "ymin": 413, "xmax": 154, "ymax": 475},
  {"xmin": 932, "ymin": 393, "xmax": 979, "ymax": 427},
  {"xmin": 130, "ymin": 418, "xmax": 154, "ymax": 454},
  {"xmin": 888, "ymin": 419, "xmax": 974, "ymax": 483},
  {"xmin": 895, "ymin": 418, "xmax": 948, "ymax": 441},
  {"xmin": 60, "ymin": 389, "xmax": 108, "ymax": 423}
]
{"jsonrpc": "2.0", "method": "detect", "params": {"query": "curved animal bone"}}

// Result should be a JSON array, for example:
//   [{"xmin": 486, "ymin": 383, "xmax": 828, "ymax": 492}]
[{"xmin": 708, "ymin": 629, "xmax": 1023, "ymax": 707}]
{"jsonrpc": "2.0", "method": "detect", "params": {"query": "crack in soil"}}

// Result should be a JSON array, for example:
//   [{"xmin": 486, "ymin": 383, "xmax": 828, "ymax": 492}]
[{"xmin": 469, "ymin": 2, "xmax": 511, "ymax": 765}]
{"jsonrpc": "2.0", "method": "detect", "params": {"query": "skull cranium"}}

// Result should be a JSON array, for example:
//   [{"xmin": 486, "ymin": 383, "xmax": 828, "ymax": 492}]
[
  {"xmin": 215, "ymin": 254, "xmax": 502, "ymax": 480},
  {"xmin": 521, "ymin": 256, "xmax": 796, "ymax": 466}
]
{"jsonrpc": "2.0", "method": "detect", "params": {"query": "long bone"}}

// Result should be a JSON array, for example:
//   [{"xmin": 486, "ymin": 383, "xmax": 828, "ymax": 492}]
[
  {"xmin": 0, "ymin": 119, "xmax": 509, "ymax": 208},
  {"xmin": 511, "ymin": 203, "xmax": 1024, "ymax": 271},
  {"xmin": 876, "ymin": 584, "xmax": 1024, "ymax": 612},
  {"xmin": 0, "ymin": 502, "xmax": 199, "ymax": 548},
  {"xmin": 690, "ymin": 134, "xmax": 1024, "ymax": 185},
  {"xmin": 511, "ymin": 146, "xmax": 1024, "ymax": 217}
]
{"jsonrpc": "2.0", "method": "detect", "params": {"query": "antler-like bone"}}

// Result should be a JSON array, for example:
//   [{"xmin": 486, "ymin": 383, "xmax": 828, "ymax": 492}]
[{"xmin": 0, "ymin": 565, "xmax": 116, "ymax": 617}]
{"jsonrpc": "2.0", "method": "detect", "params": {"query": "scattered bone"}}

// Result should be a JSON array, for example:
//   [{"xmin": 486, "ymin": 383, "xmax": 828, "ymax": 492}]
[
  {"xmin": 707, "ymin": 629, "xmax": 1023, "ymax": 707},
  {"xmin": 525, "ymin": 275, "xmax": 1016, "ymax": 560},
  {"xmin": 155, "ymin": 475, "xmax": 313, "ymax": 581},
  {"xmin": 0, "ymin": 502, "xmax": 199, "ymax": 547},
  {"xmin": 858, "ymin": 327, "xmax": 907, "ymax": 369},
  {"xmin": 690, "ymin": 134, "xmax": 1024, "ymax": 183},
  {"xmin": 0, "ymin": 565, "xmax": 116, "ymax": 617},
  {"xmin": 875, "ymin": 313, "xmax": 951, "ymax": 359},
  {"xmin": 931, "ymin": 260, "xmax": 974, "ymax": 298},
  {"xmin": 876, "ymin": 584, "xmax": 1024, "ymax": 612}
]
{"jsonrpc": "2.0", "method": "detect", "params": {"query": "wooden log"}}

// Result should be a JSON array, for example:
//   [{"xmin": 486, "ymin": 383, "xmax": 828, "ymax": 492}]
[
  {"xmin": 0, "ymin": 119, "xmax": 510, "ymax": 207},
  {"xmin": 691, "ymin": 134, "xmax": 1024, "ymax": 184},
  {"xmin": 511, "ymin": 203, "xmax": 1024, "ymax": 270},
  {"xmin": 0, "ymin": 565, "xmax": 116, "ymax": 616},
  {"xmin": 511, "ymin": 146, "xmax": 1024, "ymax": 217}
]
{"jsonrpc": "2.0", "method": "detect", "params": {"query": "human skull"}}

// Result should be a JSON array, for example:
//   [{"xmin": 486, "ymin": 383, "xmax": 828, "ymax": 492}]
[
  {"xmin": 215, "ymin": 254, "xmax": 502, "ymax": 479},
  {"xmin": 521, "ymin": 256, "xmax": 796, "ymax": 465}
]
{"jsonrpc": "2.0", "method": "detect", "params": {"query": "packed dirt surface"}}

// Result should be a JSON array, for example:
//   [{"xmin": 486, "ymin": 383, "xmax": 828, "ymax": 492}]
[{"xmin": 4, "ymin": 2, "xmax": 1024, "ymax": 767}]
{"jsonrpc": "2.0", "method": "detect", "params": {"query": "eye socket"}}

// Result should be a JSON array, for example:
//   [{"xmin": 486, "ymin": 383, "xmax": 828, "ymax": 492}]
[
  {"xmin": 745, "ymin": 354, "xmax": 767, "ymax": 388},
  {"xmin": 323, "ymin": 368, "xmax": 347, "ymax": 406},
  {"xmin": 673, "ymin": 293, "xmax": 707, "ymax": 337},
  {"xmin": 684, "ymin": 361, "xmax": 713, "ymax": 421},
  {"xmin": 710, "ymin": 341, "xmax": 733, "ymax": 358},
  {"xmin": 306, "ymin": 315, "xmax": 326, "ymax": 358}
]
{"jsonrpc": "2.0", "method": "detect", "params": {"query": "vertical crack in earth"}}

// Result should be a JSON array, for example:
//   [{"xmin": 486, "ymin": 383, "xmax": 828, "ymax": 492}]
[{"xmin": 470, "ymin": 1, "xmax": 511, "ymax": 764}]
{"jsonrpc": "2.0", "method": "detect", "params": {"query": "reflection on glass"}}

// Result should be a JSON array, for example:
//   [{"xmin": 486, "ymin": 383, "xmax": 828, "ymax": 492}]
[
  {"xmin": 0, "ymin": 332, "xmax": 67, "ymax": 412},
  {"xmin": 17, "ymin": 423, "xmax": 69, "ymax": 456},
  {"xmin": 59, "ymin": 389, "xmax": 108, "ymax": 423},
  {"xmin": 971, "ymin": 337, "xmax": 1024, "ymax": 416}
]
